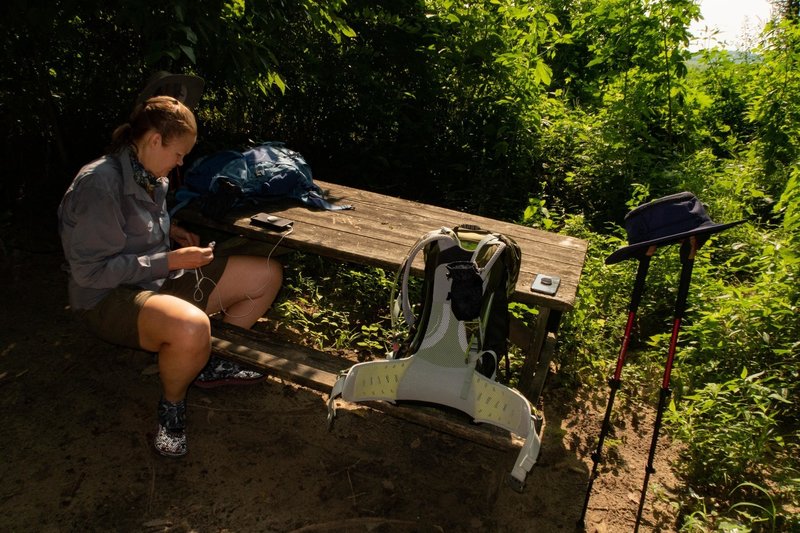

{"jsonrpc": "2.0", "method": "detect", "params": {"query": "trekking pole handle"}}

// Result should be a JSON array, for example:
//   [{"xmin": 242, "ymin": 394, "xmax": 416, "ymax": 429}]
[
  {"xmin": 629, "ymin": 248, "xmax": 654, "ymax": 312},
  {"xmin": 674, "ymin": 237, "xmax": 698, "ymax": 319}
]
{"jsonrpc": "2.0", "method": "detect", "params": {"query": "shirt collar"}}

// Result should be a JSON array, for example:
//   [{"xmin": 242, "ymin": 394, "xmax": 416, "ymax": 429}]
[
  {"xmin": 129, "ymin": 149, "xmax": 162, "ymax": 195},
  {"xmin": 118, "ymin": 146, "xmax": 167, "ymax": 202}
]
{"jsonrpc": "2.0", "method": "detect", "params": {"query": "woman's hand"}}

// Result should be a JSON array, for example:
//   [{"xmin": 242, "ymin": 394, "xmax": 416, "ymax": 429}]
[
  {"xmin": 167, "ymin": 245, "xmax": 215, "ymax": 270},
  {"xmin": 169, "ymin": 224, "xmax": 201, "ymax": 247}
]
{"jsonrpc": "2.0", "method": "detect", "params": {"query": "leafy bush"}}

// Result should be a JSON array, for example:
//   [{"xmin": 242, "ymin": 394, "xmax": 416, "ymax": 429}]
[
  {"xmin": 274, "ymin": 252, "xmax": 398, "ymax": 356},
  {"xmin": 666, "ymin": 369, "xmax": 790, "ymax": 491}
]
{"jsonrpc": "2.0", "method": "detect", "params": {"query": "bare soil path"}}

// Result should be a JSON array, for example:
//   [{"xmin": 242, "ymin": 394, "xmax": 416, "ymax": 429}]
[{"xmin": 0, "ymin": 227, "xmax": 682, "ymax": 532}]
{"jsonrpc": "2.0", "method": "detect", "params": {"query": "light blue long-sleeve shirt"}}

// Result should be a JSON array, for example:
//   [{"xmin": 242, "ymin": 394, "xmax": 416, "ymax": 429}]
[{"xmin": 58, "ymin": 148, "xmax": 171, "ymax": 310}]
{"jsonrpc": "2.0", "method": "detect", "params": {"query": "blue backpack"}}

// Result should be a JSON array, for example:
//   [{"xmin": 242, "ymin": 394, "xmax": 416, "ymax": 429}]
[{"xmin": 173, "ymin": 142, "xmax": 352, "ymax": 218}]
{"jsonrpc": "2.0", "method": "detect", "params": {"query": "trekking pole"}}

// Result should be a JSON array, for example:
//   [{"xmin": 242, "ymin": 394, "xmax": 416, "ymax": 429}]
[
  {"xmin": 578, "ymin": 247, "xmax": 655, "ymax": 528},
  {"xmin": 633, "ymin": 237, "xmax": 698, "ymax": 532}
]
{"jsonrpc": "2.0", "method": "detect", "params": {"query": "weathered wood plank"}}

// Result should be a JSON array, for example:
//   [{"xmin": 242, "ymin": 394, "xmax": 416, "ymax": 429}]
[
  {"xmin": 335, "ymin": 400, "xmax": 524, "ymax": 452},
  {"xmin": 175, "ymin": 179, "xmax": 588, "ymax": 311},
  {"xmin": 212, "ymin": 321, "xmax": 350, "ymax": 376},
  {"xmin": 210, "ymin": 321, "xmax": 527, "ymax": 451},
  {"xmin": 211, "ymin": 336, "xmax": 343, "ymax": 392}
]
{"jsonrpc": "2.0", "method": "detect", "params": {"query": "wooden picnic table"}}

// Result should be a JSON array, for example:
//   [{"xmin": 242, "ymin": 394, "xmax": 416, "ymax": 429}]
[{"xmin": 175, "ymin": 180, "xmax": 588, "ymax": 404}]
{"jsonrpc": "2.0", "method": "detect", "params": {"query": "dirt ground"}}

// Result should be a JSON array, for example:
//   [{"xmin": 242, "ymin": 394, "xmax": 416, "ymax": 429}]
[{"xmin": 0, "ymin": 225, "xmax": 683, "ymax": 533}]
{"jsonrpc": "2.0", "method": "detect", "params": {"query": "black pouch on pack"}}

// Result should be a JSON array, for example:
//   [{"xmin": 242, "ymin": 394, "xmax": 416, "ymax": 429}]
[{"xmin": 446, "ymin": 261, "xmax": 483, "ymax": 321}]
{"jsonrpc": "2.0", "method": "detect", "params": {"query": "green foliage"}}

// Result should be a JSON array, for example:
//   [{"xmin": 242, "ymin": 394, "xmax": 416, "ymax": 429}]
[
  {"xmin": 3, "ymin": 0, "xmax": 800, "ymax": 529},
  {"xmin": 660, "ymin": 152, "xmax": 800, "ymax": 527},
  {"xmin": 275, "ymin": 259, "xmax": 359, "ymax": 351},
  {"xmin": 666, "ymin": 370, "xmax": 789, "ymax": 491},
  {"xmin": 275, "ymin": 252, "xmax": 396, "ymax": 356},
  {"xmin": 686, "ymin": 49, "xmax": 757, "ymax": 158},
  {"xmin": 554, "ymin": 140, "xmax": 798, "ymax": 528},
  {"xmin": 746, "ymin": 19, "xmax": 800, "ymax": 187},
  {"xmin": 555, "ymin": 213, "xmax": 635, "ymax": 387},
  {"xmin": 680, "ymin": 481, "xmax": 791, "ymax": 532},
  {"xmin": 776, "ymin": 161, "xmax": 800, "ymax": 251},
  {"xmin": 0, "ymin": 0, "xmax": 354, "ymax": 209}
]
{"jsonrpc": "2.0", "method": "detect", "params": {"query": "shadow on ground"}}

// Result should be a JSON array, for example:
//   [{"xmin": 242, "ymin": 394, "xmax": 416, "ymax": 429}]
[{"xmin": 0, "ymin": 227, "xmax": 679, "ymax": 532}]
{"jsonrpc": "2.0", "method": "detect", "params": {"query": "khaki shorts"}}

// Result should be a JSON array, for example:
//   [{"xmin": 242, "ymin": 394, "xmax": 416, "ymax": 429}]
[{"xmin": 79, "ymin": 257, "xmax": 229, "ymax": 350}]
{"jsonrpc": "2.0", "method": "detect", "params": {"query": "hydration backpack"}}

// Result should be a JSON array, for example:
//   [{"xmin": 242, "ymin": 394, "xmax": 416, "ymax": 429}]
[
  {"xmin": 391, "ymin": 224, "xmax": 522, "ymax": 379},
  {"xmin": 327, "ymin": 225, "xmax": 539, "ymax": 492},
  {"xmin": 173, "ymin": 142, "xmax": 352, "ymax": 218}
]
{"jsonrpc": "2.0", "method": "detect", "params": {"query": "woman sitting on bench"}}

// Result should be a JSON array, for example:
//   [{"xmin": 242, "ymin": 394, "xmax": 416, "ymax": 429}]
[{"xmin": 58, "ymin": 95, "xmax": 283, "ymax": 457}]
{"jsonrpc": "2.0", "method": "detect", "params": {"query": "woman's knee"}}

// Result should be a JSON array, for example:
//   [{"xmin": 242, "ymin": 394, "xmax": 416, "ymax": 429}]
[
  {"xmin": 139, "ymin": 296, "xmax": 211, "ymax": 353},
  {"xmin": 171, "ymin": 307, "xmax": 211, "ymax": 352}
]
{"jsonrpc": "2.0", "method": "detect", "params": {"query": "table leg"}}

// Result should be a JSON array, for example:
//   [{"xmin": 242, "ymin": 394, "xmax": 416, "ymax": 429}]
[{"xmin": 512, "ymin": 307, "xmax": 561, "ymax": 403}]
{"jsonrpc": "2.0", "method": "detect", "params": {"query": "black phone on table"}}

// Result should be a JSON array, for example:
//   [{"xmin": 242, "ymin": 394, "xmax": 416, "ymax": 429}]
[{"xmin": 250, "ymin": 212, "xmax": 294, "ymax": 231}]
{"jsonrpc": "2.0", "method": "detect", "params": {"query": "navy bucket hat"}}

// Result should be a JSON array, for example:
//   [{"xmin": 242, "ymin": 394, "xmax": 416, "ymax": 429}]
[
  {"xmin": 605, "ymin": 192, "xmax": 745, "ymax": 265},
  {"xmin": 136, "ymin": 71, "xmax": 205, "ymax": 110}
]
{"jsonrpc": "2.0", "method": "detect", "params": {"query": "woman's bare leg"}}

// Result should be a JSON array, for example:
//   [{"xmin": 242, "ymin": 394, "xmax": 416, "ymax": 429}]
[
  {"xmin": 205, "ymin": 255, "xmax": 283, "ymax": 329},
  {"xmin": 138, "ymin": 294, "xmax": 211, "ymax": 402}
]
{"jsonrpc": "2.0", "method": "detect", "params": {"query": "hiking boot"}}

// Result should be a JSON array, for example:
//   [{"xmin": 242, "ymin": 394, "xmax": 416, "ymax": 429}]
[
  {"xmin": 154, "ymin": 398, "xmax": 187, "ymax": 458},
  {"xmin": 193, "ymin": 356, "xmax": 266, "ymax": 389}
]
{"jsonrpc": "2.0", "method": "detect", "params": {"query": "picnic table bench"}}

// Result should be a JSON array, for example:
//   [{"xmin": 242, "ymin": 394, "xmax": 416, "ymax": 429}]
[{"xmin": 175, "ymin": 180, "xmax": 587, "ymax": 449}]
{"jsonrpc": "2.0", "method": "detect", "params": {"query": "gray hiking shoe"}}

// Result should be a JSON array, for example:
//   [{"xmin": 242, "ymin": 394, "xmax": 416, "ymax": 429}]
[
  {"xmin": 193, "ymin": 356, "xmax": 266, "ymax": 389},
  {"xmin": 154, "ymin": 398, "xmax": 187, "ymax": 457}
]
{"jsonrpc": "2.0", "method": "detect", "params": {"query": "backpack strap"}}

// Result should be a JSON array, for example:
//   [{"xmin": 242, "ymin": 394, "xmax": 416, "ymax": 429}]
[
  {"xmin": 391, "ymin": 227, "xmax": 457, "ymax": 329},
  {"xmin": 391, "ymin": 228, "xmax": 506, "ymax": 334},
  {"xmin": 470, "ymin": 233, "xmax": 506, "ymax": 281},
  {"xmin": 465, "ymin": 233, "xmax": 505, "ymax": 369}
]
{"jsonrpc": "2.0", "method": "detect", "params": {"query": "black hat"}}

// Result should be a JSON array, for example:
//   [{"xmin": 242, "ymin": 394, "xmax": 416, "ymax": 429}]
[
  {"xmin": 605, "ymin": 192, "xmax": 745, "ymax": 264},
  {"xmin": 136, "ymin": 71, "xmax": 205, "ymax": 109}
]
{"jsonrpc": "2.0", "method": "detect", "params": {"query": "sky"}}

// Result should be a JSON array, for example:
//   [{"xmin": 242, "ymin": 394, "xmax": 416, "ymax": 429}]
[{"xmin": 689, "ymin": 0, "xmax": 774, "ymax": 50}]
